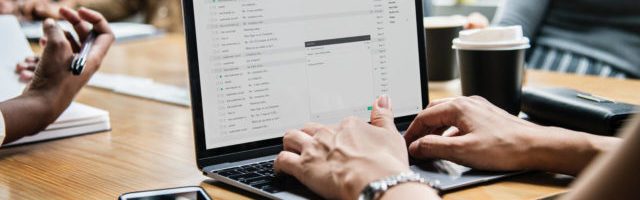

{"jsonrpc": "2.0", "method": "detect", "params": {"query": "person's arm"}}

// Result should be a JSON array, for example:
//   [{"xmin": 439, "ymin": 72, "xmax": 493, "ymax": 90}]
[
  {"xmin": 528, "ymin": 126, "xmax": 620, "ymax": 175},
  {"xmin": 380, "ymin": 183, "xmax": 440, "ymax": 200},
  {"xmin": 0, "ymin": 7, "xmax": 114, "ymax": 144},
  {"xmin": 562, "ymin": 115, "xmax": 640, "ymax": 199},
  {"xmin": 492, "ymin": 0, "xmax": 550, "ymax": 40},
  {"xmin": 403, "ymin": 96, "xmax": 621, "ymax": 176}
]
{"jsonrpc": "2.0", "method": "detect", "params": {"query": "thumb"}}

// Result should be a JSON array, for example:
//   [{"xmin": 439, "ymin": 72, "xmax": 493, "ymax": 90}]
[
  {"xmin": 42, "ymin": 18, "xmax": 68, "ymax": 51},
  {"xmin": 370, "ymin": 95, "xmax": 396, "ymax": 131}
]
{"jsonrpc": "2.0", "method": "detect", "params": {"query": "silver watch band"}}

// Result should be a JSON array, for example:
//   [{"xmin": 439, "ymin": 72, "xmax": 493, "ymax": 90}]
[{"xmin": 357, "ymin": 171, "xmax": 438, "ymax": 200}]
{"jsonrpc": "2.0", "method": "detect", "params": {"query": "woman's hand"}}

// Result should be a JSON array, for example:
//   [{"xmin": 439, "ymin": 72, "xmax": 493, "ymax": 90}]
[
  {"xmin": 274, "ymin": 95, "xmax": 416, "ymax": 199},
  {"xmin": 25, "ymin": 7, "xmax": 113, "ymax": 111},
  {"xmin": 0, "ymin": 7, "xmax": 113, "ymax": 143},
  {"xmin": 404, "ymin": 96, "xmax": 618, "ymax": 175}
]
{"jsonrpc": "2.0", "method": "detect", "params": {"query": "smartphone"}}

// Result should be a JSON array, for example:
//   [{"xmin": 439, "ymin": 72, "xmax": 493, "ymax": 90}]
[{"xmin": 119, "ymin": 186, "xmax": 212, "ymax": 200}]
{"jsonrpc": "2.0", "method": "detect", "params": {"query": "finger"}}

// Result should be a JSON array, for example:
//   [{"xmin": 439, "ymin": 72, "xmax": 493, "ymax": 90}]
[
  {"xmin": 283, "ymin": 129, "xmax": 314, "ymax": 153},
  {"xmin": 25, "ymin": 56, "xmax": 39, "ymax": 63},
  {"xmin": 15, "ymin": 61, "xmax": 37, "ymax": 73},
  {"xmin": 408, "ymin": 135, "xmax": 469, "ymax": 160},
  {"xmin": 19, "ymin": 70, "xmax": 35, "ymax": 83},
  {"xmin": 300, "ymin": 122, "xmax": 326, "ymax": 137},
  {"xmin": 59, "ymin": 7, "xmax": 91, "ymax": 41},
  {"xmin": 77, "ymin": 7, "xmax": 114, "ymax": 73},
  {"xmin": 370, "ymin": 94, "xmax": 397, "ymax": 131},
  {"xmin": 300, "ymin": 122, "xmax": 338, "ymax": 137},
  {"xmin": 77, "ymin": 7, "xmax": 113, "ymax": 35},
  {"xmin": 64, "ymin": 30, "xmax": 80, "ymax": 52},
  {"xmin": 0, "ymin": 1, "xmax": 17, "ymax": 14},
  {"xmin": 274, "ymin": 151, "xmax": 303, "ymax": 178},
  {"xmin": 21, "ymin": 1, "xmax": 37, "ymax": 20},
  {"xmin": 313, "ymin": 126, "xmax": 336, "ymax": 148},
  {"xmin": 442, "ymin": 126, "xmax": 461, "ymax": 137},
  {"xmin": 39, "ymin": 36, "xmax": 48, "ymax": 47},
  {"xmin": 404, "ymin": 99, "xmax": 467, "ymax": 145},
  {"xmin": 34, "ymin": 2, "xmax": 46, "ymax": 18},
  {"xmin": 427, "ymin": 97, "xmax": 455, "ymax": 108},
  {"xmin": 42, "ymin": 18, "xmax": 69, "ymax": 52}
]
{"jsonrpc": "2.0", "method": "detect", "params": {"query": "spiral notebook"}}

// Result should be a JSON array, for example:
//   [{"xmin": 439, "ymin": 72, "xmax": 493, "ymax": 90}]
[{"xmin": 0, "ymin": 15, "xmax": 111, "ymax": 147}]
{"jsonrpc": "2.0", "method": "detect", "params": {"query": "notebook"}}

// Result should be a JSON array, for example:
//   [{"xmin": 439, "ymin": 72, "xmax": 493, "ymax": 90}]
[{"xmin": 0, "ymin": 15, "xmax": 111, "ymax": 147}]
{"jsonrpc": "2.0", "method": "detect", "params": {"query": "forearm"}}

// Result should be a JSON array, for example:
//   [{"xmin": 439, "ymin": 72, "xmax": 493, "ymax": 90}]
[
  {"xmin": 0, "ymin": 91, "xmax": 68, "ymax": 144},
  {"xmin": 380, "ymin": 183, "xmax": 440, "ymax": 200},
  {"xmin": 562, "ymin": 116, "xmax": 640, "ymax": 199},
  {"xmin": 529, "ymin": 127, "xmax": 621, "ymax": 175}
]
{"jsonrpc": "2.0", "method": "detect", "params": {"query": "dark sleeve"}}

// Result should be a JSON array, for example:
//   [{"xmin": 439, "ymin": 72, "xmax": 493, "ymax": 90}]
[{"xmin": 492, "ymin": 0, "xmax": 550, "ymax": 40}]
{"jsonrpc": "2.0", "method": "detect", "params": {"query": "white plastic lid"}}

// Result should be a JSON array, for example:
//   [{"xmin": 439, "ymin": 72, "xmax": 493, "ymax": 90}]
[
  {"xmin": 423, "ymin": 16, "xmax": 467, "ymax": 29},
  {"xmin": 452, "ymin": 26, "xmax": 530, "ymax": 50}
]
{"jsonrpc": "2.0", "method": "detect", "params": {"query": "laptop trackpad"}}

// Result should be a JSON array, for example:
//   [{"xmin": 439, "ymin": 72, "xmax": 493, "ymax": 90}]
[{"xmin": 411, "ymin": 160, "xmax": 516, "ymax": 192}]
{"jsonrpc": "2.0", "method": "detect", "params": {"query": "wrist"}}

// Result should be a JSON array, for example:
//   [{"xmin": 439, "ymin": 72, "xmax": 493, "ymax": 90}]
[
  {"xmin": 357, "ymin": 171, "xmax": 436, "ymax": 200},
  {"xmin": 21, "ymin": 88, "xmax": 66, "ymax": 121},
  {"xmin": 347, "ymin": 156, "xmax": 412, "ymax": 199},
  {"xmin": 528, "ymin": 126, "xmax": 606, "ymax": 175},
  {"xmin": 380, "ymin": 182, "xmax": 439, "ymax": 200}
]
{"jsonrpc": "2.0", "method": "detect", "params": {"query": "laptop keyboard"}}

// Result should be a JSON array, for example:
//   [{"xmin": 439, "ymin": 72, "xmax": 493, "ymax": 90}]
[{"xmin": 212, "ymin": 160, "xmax": 285, "ymax": 193}]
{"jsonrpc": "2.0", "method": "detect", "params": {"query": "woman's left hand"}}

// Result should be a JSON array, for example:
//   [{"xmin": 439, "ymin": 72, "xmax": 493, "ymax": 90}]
[{"xmin": 274, "ymin": 95, "xmax": 412, "ymax": 199}]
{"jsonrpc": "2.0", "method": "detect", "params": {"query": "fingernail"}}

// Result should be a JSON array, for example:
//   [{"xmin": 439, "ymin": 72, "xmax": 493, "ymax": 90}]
[
  {"xmin": 378, "ymin": 94, "xmax": 390, "ymax": 109},
  {"xmin": 44, "ymin": 18, "xmax": 55, "ymax": 27}
]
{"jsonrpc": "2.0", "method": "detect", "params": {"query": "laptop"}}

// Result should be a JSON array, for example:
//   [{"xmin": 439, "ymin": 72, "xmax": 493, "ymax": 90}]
[{"xmin": 182, "ymin": 0, "xmax": 518, "ymax": 198}]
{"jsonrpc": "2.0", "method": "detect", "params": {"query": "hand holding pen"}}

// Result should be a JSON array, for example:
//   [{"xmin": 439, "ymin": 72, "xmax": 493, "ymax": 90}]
[
  {"xmin": 5, "ymin": 7, "xmax": 114, "ymax": 143},
  {"xmin": 20, "ymin": 7, "xmax": 114, "ymax": 109}
]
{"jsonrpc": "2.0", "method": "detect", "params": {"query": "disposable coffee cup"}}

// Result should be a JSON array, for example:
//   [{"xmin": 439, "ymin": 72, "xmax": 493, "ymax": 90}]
[
  {"xmin": 424, "ymin": 16, "xmax": 466, "ymax": 82},
  {"xmin": 452, "ymin": 26, "xmax": 530, "ymax": 115}
]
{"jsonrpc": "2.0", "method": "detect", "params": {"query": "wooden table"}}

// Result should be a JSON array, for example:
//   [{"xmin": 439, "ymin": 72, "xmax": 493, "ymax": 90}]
[{"xmin": 1, "ymin": 34, "xmax": 638, "ymax": 200}]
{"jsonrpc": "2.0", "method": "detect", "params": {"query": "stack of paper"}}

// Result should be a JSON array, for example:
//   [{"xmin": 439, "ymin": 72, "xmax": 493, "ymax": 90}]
[
  {"xmin": 88, "ymin": 72, "xmax": 191, "ymax": 107},
  {"xmin": 0, "ymin": 15, "xmax": 111, "ymax": 147}
]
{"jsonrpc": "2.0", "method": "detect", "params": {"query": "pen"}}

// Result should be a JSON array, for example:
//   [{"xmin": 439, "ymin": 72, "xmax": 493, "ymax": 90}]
[{"xmin": 70, "ymin": 30, "xmax": 97, "ymax": 75}]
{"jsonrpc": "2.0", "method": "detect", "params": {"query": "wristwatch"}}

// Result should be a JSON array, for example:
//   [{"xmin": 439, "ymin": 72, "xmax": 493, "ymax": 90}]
[{"xmin": 358, "ymin": 171, "xmax": 438, "ymax": 200}]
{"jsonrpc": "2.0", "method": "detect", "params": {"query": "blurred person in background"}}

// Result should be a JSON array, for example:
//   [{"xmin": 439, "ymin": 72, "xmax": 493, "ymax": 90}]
[
  {"xmin": 469, "ymin": 0, "xmax": 639, "ymax": 79},
  {"xmin": 0, "ymin": 0, "xmax": 183, "ymax": 32}
]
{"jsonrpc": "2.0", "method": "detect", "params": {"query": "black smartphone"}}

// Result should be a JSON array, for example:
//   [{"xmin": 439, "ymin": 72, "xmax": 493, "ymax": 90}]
[{"xmin": 118, "ymin": 186, "xmax": 212, "ymax": 200}]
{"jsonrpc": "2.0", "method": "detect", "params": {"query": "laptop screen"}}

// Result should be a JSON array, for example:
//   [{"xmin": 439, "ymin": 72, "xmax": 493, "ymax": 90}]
[{"xmin": 192, "ymin": 0, "xmax": 424, "ymax": 149}]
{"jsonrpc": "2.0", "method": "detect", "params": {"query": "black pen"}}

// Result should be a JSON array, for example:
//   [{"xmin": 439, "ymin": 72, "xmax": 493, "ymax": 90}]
[{"xmin": 70, "ymin": 30, "xmax": 97, "ymax": 75}]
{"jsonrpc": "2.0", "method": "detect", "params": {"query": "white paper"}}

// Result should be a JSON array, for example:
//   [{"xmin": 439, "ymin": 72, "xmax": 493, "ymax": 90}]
[{"xmin": 0, "ymin": 15, "xmax": 33, "ymax": 101}]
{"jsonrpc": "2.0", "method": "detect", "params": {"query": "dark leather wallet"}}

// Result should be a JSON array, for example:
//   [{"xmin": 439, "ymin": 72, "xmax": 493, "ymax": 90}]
[{"xmin": 521, "ymin": 87, "xmax": 638, "ymax": 136}]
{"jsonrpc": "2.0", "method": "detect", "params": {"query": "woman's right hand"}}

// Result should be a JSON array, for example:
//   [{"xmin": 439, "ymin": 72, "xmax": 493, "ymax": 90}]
[{"xmin": 404, "ymin": 96, "xmax": 617, "ymax": 175}]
